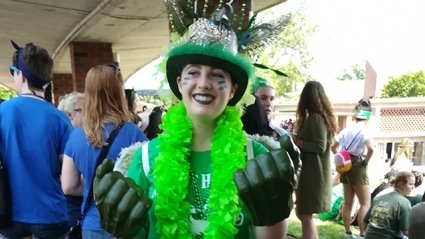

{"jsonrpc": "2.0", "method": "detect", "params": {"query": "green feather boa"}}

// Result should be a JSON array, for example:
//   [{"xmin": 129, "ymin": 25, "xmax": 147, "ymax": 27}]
[{"xmin": 153, "ymin": 102, "xmax": 246, "ymax": 238}]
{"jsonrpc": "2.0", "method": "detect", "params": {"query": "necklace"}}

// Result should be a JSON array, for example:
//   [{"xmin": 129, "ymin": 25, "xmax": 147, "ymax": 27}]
[
  {"xmin": 189, "ymin": 167, "xmax": 209, "ymax": 220},
  {"xmin": 20, "ymin": 92, "xmax": 45, "ymax": 101},
  {"xmin": 153, "ymin": 102, "xmax": 246, "ymax": 238}
]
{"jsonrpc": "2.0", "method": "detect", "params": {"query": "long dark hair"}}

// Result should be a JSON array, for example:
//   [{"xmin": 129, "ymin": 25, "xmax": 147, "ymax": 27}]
[
  {"xmin": 144, "ymin": 106, "xmax": 166, "ymax": 140},
  {"xmin": 295, "ymin": 81, "xmax": 338, "ymax": 135},
  {"xmin": 241, "ymin": 95, "xmax": 274, "ymax": 137},
  {"xmin": 124, "ymin": 89, "xmax": 142, "ymax": 124}
]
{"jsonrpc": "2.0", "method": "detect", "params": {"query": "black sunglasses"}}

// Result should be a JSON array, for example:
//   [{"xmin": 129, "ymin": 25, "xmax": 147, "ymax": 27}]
[
  {"xmin": 9, "ymin": 65, "xmax": 20, "ymax": 76},
  {"xmin": 105, "ymin": 63, "xmax": 120, "ymax": 72}
]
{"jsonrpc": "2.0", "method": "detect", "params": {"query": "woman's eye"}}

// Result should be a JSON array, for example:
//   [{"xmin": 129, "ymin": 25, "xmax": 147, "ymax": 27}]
[
  {"xmin": 188, "ymin": 71, "xmax": 199, "ymax": 76},
  {"xmin": 212, "ymin": 73, "xmax": 224, "ymax": 78}
]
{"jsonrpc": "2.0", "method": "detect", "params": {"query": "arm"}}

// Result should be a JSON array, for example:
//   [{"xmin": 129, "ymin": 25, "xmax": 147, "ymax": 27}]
[
  {"xmin": 296, "ymin": 114, "xmax": 328, "ymax": 154},
  {"xmin": 61, "ymin": 155, "xmax": 83, "ymax": 196},
  {"xmin": 399, "ymin": 201, "xmax": 410, "ymax": 237},
  {"xmin": 364, "ymin": 138, "xmax": 374, "ymax": 162},
  {"xmin": 331, "ymin": 140, "xmax": 340, "ymax": 154}
]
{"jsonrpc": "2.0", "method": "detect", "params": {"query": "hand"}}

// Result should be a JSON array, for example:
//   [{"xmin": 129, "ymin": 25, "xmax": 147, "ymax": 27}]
[
  {"xmin": 94, "ymin": 159, "xmax": 151, "ymax": 239},
  {"xmin": 361, "ymin": 159, "xmax": 368, "ymax": 168},
  {"xmin": 279, "ymin": 134, "xmax": 302, "ymax": 177},
  {"xmin": 234, "ymin": 140, "xmax": 300, "ymax": 226}
]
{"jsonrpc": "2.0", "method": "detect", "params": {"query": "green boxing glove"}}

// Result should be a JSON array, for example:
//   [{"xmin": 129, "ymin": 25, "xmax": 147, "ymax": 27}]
[
  {"xmin": 94, "ymin": 159, "xmax": 151, "ymax": 239},
  {"xmin": 234, "ymin": 147, "xmax": 297, "ymax": 226},
  {"xmin": 279, "ymin": 134, "xmax": 302, "ymax": 179}
]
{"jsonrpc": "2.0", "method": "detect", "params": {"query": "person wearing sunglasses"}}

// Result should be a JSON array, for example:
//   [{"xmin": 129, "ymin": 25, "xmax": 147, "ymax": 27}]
[
  {"xmin": 61, "ymin": 64, "xmax": 147, "ymax": 239},
  {"xmin": 58, "ymin": 91, "xmax": 85, "ymax": 128},
  {"xmin": 0, "ymin": 41, "xmax": 73, "ymax": 239}
]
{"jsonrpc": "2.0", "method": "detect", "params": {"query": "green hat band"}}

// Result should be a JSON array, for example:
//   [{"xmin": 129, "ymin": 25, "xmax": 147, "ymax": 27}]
[
  {"xmin": 355, "ymin": 109, "xmax": 371, "ymax": 119},
  {"xmin": 251, "ymin": 77, "xmax": 274, "ymax": 94}
]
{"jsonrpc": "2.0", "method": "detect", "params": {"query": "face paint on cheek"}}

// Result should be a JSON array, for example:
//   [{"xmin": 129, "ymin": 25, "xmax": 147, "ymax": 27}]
[
  {"xmin": 217, "ymin": 81, "xmax": 228, "ymax": 91},
  {"xmin": 181, "ymin": 76, "xmax": 190, "ymax": 86}
]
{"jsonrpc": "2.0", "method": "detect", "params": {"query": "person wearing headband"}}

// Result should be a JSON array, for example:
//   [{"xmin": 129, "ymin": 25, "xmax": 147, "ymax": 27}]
[
  {"xmin": 331, "ymin": 98, "xmax": 374, "ymax": 239},
  {"xmin": 0, "ymin": 41, "xmax": 73, "ymax": 238},
  {"xmin": 92, "ymin": 6, "xmax": 299, "ymax": 239},
  {"xmin": 248, "ymin": 76, "xmax": 288, "ymax": 138}
]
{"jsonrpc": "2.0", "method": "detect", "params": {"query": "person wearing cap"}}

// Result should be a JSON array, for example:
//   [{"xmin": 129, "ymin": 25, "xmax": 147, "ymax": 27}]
[
  {"xmin": 331, "ymin": 98, "xmax": 375, "ymax": 239},
  {"xmin": 92, "ymin": 8, "xmax": 299, "ymax": 239},
  {"xmin": 241, "ymin": 77, "xmax": 301, "ymax": 239},
  {"xmin": 249, "ymin": 76, "xmax": 288, "ymax": 138},
  {"xmin": 0, "ymin": 41, "xmax": 73, "ymax": 238}
]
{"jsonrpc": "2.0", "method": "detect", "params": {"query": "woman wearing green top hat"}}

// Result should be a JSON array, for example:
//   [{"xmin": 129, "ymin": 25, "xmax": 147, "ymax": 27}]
[
  {"xmin": 332, "ymin": 98, "xmax": 375, "ymax": 239},
  {"xmin": 92, "ymin": 4, "xmax": 299, "ymax": 239}
]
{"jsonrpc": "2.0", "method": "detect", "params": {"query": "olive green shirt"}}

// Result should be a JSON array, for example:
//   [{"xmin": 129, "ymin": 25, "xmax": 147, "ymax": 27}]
[{"xmin": 296, "ymin": 113, "xmax": 332, "ymax": 214}]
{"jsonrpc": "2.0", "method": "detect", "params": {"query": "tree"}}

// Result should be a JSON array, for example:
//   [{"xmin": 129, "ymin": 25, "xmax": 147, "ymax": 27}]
[
  {"xmin": 0, "ymin": 84, "xmax": 17, "ymax": 100},
  {"xmin": 381, "ymin": 71, "xmax": 425, "ymax": 98},
  {"xmin": 138, "ymin": 95, "xmax": 170, "ymax": 108},
  {"xmin": 337, "ymin": 64, "xmax": 365, "ymax": 81},
  {"xmin": 255, "ymin": 7, "xmax": 317, "ymax": 98}
]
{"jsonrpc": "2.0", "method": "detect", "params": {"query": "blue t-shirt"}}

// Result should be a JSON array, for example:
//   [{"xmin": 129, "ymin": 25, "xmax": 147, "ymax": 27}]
[
  {"xmin": 64, "ymin": 122, "xmax": 147, "ymax": 230},
  {"xmin": 0, "ymin": 96, "xmax": 73, "ymax": 223}
]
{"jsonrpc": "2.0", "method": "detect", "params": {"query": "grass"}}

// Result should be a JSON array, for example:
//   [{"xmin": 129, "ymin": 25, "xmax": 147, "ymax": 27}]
[{"xmin": 287, "ymin": 211, "xmax": 360, "ymax": 239}]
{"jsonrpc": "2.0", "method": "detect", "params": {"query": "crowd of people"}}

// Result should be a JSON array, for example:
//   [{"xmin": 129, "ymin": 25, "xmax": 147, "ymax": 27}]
[{"xmin": 0, "ymin": 3, "xmax": 424, "ymax": 239}]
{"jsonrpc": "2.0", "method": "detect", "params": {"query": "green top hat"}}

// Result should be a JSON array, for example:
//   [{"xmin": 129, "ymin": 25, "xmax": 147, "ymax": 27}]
[{"xmin": 166, "ymin": 18, "xmax": 254, "ymax": 106}]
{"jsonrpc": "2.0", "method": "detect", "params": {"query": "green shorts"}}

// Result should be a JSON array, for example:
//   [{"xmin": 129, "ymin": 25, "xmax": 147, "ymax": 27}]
[{"xmin": 340, "ymin": 156, "xmax": 369, "ymax": 185}]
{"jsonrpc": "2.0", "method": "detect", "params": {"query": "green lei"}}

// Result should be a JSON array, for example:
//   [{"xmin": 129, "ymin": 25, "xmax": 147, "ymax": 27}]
[{"xmin": 153, "ymin": 102, "xmax": 246, "ymax": 238}]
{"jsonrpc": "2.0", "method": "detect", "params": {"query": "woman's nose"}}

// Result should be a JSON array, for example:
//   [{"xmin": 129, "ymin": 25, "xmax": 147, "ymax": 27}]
[{"xmin": 197, "ymin": 74, "xmax": 211, "ymax": 90}]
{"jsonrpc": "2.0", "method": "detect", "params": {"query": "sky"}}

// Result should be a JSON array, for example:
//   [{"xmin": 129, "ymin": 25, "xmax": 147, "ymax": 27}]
[
  {"xmin": 126, "ymin": 0, "xmax": 425, "ymax": 90},
  {"xmin": 299, "ymin": 0, "xmax": 425, "ymax": 82}
]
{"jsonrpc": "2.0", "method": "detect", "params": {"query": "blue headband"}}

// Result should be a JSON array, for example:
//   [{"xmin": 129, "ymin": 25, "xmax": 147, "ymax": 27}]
[{"xmin": 11, "ymin": 40, "xmax": 51, "ymax": 89}]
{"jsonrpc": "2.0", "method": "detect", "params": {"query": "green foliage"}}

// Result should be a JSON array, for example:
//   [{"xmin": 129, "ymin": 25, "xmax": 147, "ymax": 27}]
[
  {"xmin": 138, "ymin": 95, "xmax": 170, "ymax": 107},
  {"xmin": 0, "ymin": 84, "xmax": 17, "ymax": 100},
  {"xmin": 256, "ymin": 9, "xmax": 316, "ymax": 97},
  {"xmin": 337, "ymin": 64, "xmax": 365, "ymax": 81},
  {"xmin": 287, "ymin": 211, "xmax": 359, "ymax": 239},
  {"xmin": 381, "ymin": 71, "xmax": 425, "ymax": 98}
]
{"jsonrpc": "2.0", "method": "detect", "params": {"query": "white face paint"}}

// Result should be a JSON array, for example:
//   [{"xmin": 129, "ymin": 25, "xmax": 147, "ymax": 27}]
[{"xmin": 177, "ymin": 64, "xmax": 236, "ymax": 122}]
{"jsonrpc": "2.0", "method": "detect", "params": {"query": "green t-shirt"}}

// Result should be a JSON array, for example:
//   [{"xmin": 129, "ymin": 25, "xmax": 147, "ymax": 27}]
[
  {"xmin": 365, "ymin": 191, "xmax": 411, "ymax": 239},
  {"xmin": 126, "ymin": 138, "xmax": 268, "ymax": 239}
]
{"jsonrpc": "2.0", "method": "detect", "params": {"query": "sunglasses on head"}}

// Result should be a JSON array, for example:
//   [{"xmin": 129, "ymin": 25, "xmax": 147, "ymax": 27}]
[
  {"xmin": 9, "ymin": 65, "xmax": 20, "ymax": 76},
  {"xmin": 105, "ymin": 63, "xmax": 120, "ymax": 72}
]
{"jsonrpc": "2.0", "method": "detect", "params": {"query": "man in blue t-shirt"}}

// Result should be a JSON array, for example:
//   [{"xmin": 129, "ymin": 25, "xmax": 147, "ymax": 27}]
[{"xmin": 0, "ymin": 41, "xmax": 72, "ymax": 239}]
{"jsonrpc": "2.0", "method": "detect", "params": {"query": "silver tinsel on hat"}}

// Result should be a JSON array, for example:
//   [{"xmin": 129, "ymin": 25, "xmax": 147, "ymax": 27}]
[
  {"xmin": 165, "ymin": 0, "xmax": 291, "ymax": 58},
  {"xmin": 180, "ymin": 18, "xmax": 238, "ymax": 54}
]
